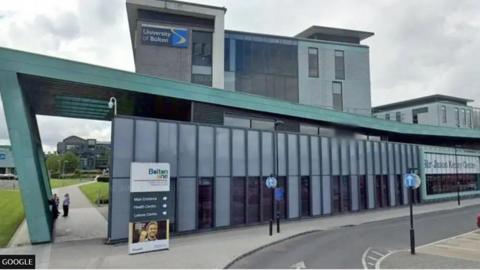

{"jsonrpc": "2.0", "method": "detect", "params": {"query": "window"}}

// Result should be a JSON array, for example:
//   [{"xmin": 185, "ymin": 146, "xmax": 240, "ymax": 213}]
[
  {"xmin": 308, "ymin": 47, "xmax": 319, "ymax": 77},
  {"xmin": 301, "ymin": 177, "xmax": 311, "ymax": 216},
  {"xmin": 247, "ymin": 177, "xmax": 260, "ymax": 223},
  {"xmin": 455, "ymin": 108, "xmax": 460, "ymax": 127},
  {"xmin": 300, "ymin": 124, "xmax": 319, "ymax": 135},
  {"xmin": 224, "ymin": 38, "xmax": 230, "ymax": 71},
  {"xmin": 192, "ymin": 31, "xmax": 212, "ymax": 66},
  {"xmin": 231, "ymin": 177, "xmax": 246, "ymax": 225},
  {"xmin": 441, "ymin": 105, "xmax": 447, "ymax": 123},
  {"xmin": 332, "ymin": 82, "xmax": 343, "ymax": 111},
  {"xmin": 198, "ymin": 178, "xmax": 214, "ymax": 229},
  {"xmin": 334, "ymin": 50, "xmax": 345, "ymax": 80},
  {"xmin": 467, "ymin": 110, "xmax": 472, "ymax": 128},
  {"xmin": 251, "ymin": 119, "xmax": 274, "ymax": 130},
  {"xmin": 224, "ymin": 115, "xmax": 250, "ymax": 128},
  {"xmin": 385, "ymin": 114, "xmax": 390, "ymax": 121},
  {"xmin": 396, "ymin": 112, "xmax": 402, "ymax": 122}
]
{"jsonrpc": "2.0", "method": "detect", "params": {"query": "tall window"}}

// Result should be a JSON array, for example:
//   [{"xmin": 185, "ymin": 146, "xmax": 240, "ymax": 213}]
[
  {"xmin": 441, "ymin": 105, "xmax": 447, "ymax": 123},
  {"xmin": 198, "ymin": 178, "xmax": 214, "ymax": 229},
  {"xmin": 332, "ymin": 82, "xmax": 343, "ymax": 111},
  {"xmin": 334, "ymin": 50, "xmax": 345, "ymax": 80},
  {"xmin": 385, "ymin": 114, "xmax": 390, "ymax": 120},
  {"xmin": 192, "ymin": 31, "xmax": 213, "ymax": 86},
  {"xmin": 455, "ymin": 108, "xmax": 460, "ymax": 127},
  {"xmin": 396, "ymin": 112, "xmax": 402, "ymax": 122},
  {"xmin": 467, "ymin": 110, "xmax": 472, "ymax": 128},
  {"xmin": 308, "ymin": 47, "xmax": 319, "ymax": 77}
]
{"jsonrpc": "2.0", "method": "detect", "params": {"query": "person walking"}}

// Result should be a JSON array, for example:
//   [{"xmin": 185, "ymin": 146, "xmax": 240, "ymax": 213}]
[
  {"xmin": 63, "ymin": 193, "xmax": 70, "ymax": 217},
  {"xmin": 49, "ymin": 194, "xmax": 59, "ymax": 220}
]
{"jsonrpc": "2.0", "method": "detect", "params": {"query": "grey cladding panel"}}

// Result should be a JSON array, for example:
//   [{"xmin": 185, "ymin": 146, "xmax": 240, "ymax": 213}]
[
  {"xmin": 158, "ymin": 122, "xmax": 178, "ymax": 177},
  {"xmin": 248, "ymin": 130, "xmax": 260, "ymax": 176},
  {"xmin": 321, "ymin": 137, "xmax": 330, "ymax": 175},
  {"xmin": 288, "ymin": 176, "xmax": 299, "ymax": 218},
  {"xmin": 322, "ymin": 176, "xmax": 331, "ymax": 214},
  {"xmin": 310, "ymin": 137, "xmax": 320, "ymax": 175},
  {"xmin": 109, "ymin": 178, "xmax": 130, "ymax": 240},
  {"xmin": 373, "ymin": 142, "xmax": 381, "ymax": 175},
  {"xmin": 331, "ymin": 138, "xmax": 340, "ymax": 175},
  {"xmin": 381, "ymin": 142, "xmax": 388, "ymax": 174},
  {"xmin": 198, "ymin": 126, "xmax": 214, "ymax": 177},
  {"xmin": 134, "ymin": 120, "xmax": 157, "ymax": 162},
  {"xmin": 215, "ymin": 128, "xmax": 230, "ymax": 177},
  {"xmin": 367, "ymin": 175, "xmax": 375, "ymax": 209},
  {"xmin": 112, "ymin": 118, "xmax": 134, "ymax": 178},
  {"xmin": 311, "ymin": 176, "xmax": 321, "ymax": 215},
  {"xmin": 288, "ymin": 134, "xmax": 298, "ymax": 176},
  {"xmin": 407, "ymin": 145, "xmax": 413, "ymax": 168},
  {"xmin": 178, "ymin": 124, "xmax": 197, "ymax": 177},
  {"xmin": 341, "ymin": 139, "xmax": 349, "ymax": 175},
  {"xmin": 300, "ymin": 135, "xmax": 310, "ymax": 176},
  {"xmin": 277, "ymin": 133, "xmax": 287, "ymax": 176},
  {"xmin": 349, "ymin": 141, "xmax": 358, "ymax": 175},
  {"xmin": 261, "ymin": 132, "xmax": 273, "ymax": 176},
  {"xmin": 394, "ymin": 144, "xmax": 401, "ymax": 174},
  {"xmin": 350, "ymin": 175, "xmax": 359, "ymax": 211},
  {"xmin": 388, "ymin": 144, "xmax": 394, "ymax": 174},
  {"xmin": 215, "ymin": 177, "xmax": 230, "ymax": 227},
  {"xmin": 412, "ymin": 146, "xmax": 419, "ymax": 168},
  {"xmin": 177, "ymin": 178, "xmax": 196, "ymax": 231},
  {"xmin": 358, "ymin": 141, "xmax": 366, "ymax": 175},
  {"xmin": 366, "ymin": 141, "xmax": 373, "ymax": 175},
  {"xmin": 232, "ymin": 129, "xmax": 246, "ymax": 176}
]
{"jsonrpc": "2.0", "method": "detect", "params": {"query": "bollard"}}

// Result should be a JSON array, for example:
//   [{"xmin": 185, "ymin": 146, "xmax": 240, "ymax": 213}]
[
  {"xmin": 269, "ymin": 220, "xmax": 273, "ymax": 236},
  {"xmin": 276, "ymin": 216, "xmax": 280, "ymax": 233}
]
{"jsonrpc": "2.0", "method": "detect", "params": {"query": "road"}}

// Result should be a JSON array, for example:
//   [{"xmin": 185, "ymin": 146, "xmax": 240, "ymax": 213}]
[{"xmin": 228, "ymin": 205, "xmax": 480, "ymax": 269}]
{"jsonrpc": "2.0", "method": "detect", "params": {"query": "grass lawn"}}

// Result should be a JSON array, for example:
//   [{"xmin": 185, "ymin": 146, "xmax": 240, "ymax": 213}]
[
  {"xmin": 0, "ymin": 190, "xmax": 24, "ymax": 247},
  {"xmin": 79, "ymin": 182, "xmax": 109, "ymax": 205},
  {"xmin": 50, "ymin": 178, "xmax": 90, "ymax": 189}
]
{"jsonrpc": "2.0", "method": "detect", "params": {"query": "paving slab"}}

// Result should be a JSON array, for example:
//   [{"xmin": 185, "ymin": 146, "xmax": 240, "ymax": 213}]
[{"xmin": 379, "ymin": 251, "xmax": 479, "ymax": 269}]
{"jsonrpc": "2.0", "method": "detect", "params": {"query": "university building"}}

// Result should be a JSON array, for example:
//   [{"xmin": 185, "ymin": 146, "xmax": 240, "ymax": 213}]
[
  {"xmin": 1, "ymin": 0, "xmax": 480, "ymax": 244},
  {"xmin": 57, "ymin": 135, "xmax": 111, "ymax": 170}
]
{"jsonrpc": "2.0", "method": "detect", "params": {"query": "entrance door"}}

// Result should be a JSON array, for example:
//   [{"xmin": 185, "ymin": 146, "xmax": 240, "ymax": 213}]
[
  {"xmin": 301, "ymin": 177, "xmax": 311, "ymax": 217},
  {"xmin": 198, "ymin": 178, "xmax": 214, "ymax": 229}
]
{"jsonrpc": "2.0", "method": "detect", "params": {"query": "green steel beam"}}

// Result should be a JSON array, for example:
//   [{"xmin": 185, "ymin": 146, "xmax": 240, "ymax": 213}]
[
  {"xmin": 1, "ymin": 47, "xmax": 480, "ymax": 139},
  {"xmin": 0, "ymin": 71, "xmax": 52, "ymax": 243}
]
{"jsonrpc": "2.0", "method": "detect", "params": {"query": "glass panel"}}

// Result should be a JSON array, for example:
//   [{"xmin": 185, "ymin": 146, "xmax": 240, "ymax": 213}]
[
  {"xmin": 247, "ymin": 177, "xmax": 260, "ymax": 223},
  {"xmin": 396, "ymin": 175, "xmax": 403, "ymax": 205},
  {"xmin": 232, "ymin": 177, "xmax": 246, "ymax": 225},
  {"xmin": 277, "ymin": 177, "xmax": 287, "ymax": 219},
  {"xmin": 300, "ymin": 124, "xmax": 318, "ymax": 135},
  {"xmin": 375, "ymin": 175, "xmax": 382, "ymax": 208},
  {"xmin": 224, "ymin": 115, "xmax": 250, "ymax": 128},
  {"xmin": 359, "ymin": 175, "xmax": 367, "ymax": 210},
  {"xmin": 381, "ymin": 175, "xmax": 390, "ymax": 207},
  {"xmin": 308, "ymin": 47, "xmax": 319, "ymax": 78},
  {"xmin": 341, "ymin": 176, "xmax": 351, "ymax": 212},
  {"xmin": 301, "ymin": 176, "xmax": 311, "ymax": 216},
  {"xmin": 251, "ymin": 119, "xmax": 274, "ymax": 130},
  {"xmin": 192, "ymin": 31, "xmax": 212, "ymax": 66},
  {"xmin": 332, "ymin": 82, "xmax": 343, "ymax": 111},
  {"xmin": 332, "ymin": 176, "xmax": 341, "ymax": 214},
  {"xmin": 261, "ymin": 178, "xmax": 273, "ymax": 221},
  {"xmin": 198, "ymin": 178, "xmax": 214, "ymax": 229},
  {"xmin": 335, "ymin": 50, "xmax": 345, "ymax": 80}
]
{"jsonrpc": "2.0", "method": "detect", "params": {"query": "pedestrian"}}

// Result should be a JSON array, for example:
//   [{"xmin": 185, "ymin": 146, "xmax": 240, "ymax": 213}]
[
  {"xmin": 49, "ymin": 195, "xmax": 59, "ymax": 220},
  {"xmin": 63, "ymin": 193, "xmax": 70, "ymax": 217}
]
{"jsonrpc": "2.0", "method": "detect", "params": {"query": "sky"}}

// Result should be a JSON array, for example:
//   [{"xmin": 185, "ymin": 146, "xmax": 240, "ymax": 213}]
[{"xmin": 1, "ymin": 0, "xmax": 480, "ymax": 152}]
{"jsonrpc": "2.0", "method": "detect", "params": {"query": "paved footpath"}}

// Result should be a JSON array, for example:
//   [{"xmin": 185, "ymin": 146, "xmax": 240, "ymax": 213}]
[
  {"xmin": 379, "ymin": 229, "xmax": 480, "ymax": 269},
  {"xmin": 1, "ymin": 197, "xmax": 480, "ymax": 268}
]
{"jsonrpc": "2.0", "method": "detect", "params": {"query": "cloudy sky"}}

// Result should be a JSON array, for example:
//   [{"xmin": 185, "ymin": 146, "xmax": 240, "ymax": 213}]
[{"xmin": 1, "ymin": 0, "xmax": 480, "ymax": 152}]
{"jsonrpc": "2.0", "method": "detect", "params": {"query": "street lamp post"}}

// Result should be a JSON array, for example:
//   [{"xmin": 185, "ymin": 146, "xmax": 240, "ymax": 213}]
[
  {"xmin": 108, "ymin": 97, "xmax": 117, "ymax": 116},
  {"xmin": 455, "ymin": 146, "xmax": 461, "ymax": 206}
]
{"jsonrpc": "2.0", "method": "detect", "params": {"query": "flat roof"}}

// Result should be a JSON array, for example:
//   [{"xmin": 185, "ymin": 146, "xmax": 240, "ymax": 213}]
[
  {"xmin": 1, "ymin": 47, "xmax": 480, "ymax": 140},
  {"xmin": 373, "ymin": 94, "xmax": 474, "ymax": 113},
  {"xmin": 295, "ymin": 25, "xmax": 374, "ymax": 41}
]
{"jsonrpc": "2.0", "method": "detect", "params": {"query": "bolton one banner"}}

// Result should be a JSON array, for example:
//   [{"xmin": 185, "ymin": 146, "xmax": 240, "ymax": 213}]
[{"xmin": 129, "ymin": 162, "xmax": 171, "ymax": 255}]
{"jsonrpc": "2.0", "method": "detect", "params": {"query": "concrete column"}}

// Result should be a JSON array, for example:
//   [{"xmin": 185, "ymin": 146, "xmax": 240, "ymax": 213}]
[{"xmin": 0, "ymin": 71, "xmax": 52, "ymax": 243}]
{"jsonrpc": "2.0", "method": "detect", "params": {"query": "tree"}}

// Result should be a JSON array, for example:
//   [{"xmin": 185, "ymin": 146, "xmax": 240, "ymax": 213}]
[
  {"xmin": 46, "ymin": 153, "xmax": 62, "ymax": 173},
  {"xmin": 62, "ymin": 151, "xmax": 80, "ymax": 174},
  {"xmin": 45, "ymin": 152, "xmax": 80, "ymax": 175}
]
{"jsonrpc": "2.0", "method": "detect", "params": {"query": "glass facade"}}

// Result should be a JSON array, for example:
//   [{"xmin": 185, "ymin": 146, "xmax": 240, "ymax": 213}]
[
  {"xmin": 232, "ymin": 177, "xmax": 246, "ymax": 225},
  {"xmin": 334, "ymin": 50, "xmax": 345, "ymax": 80},
  {"xmin": 230, "ymin": 37, "xmax": 299, "ymax": 102},
  {"xmin": 426, "ymin": 174, "xmax": 480, "ymax": 195},
  {"xmin": 198, "ymin": 177, "xmax": 214, "ymax": 229},
  {"xmin": 247, "ymin": 177, "xmax": 260, "ymax": 223},
  {"xmin": 341, "ymin": 176, "xmax": 351, "ymax": 212},
  {"xmin": 332, "ymin": 82, "xmax": 343, "ymax": 111},
  {"xmin": 332, "ymin": 176, "xmax": 341, "ymax": 213},
  {"xmin": 301, "ymin": 176, "xmax": 311, "ymax": 216},
  {"xmin": 359, "ymin": 176, "xmax": 368, "ymax": 210},
  {"xmin": 192, "ymin": 31, "xmax": 213, "ymax": 86}
]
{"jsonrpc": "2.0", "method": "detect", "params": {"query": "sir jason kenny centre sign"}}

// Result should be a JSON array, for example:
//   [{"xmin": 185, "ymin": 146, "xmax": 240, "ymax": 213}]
[{"xmin": 424, "ymin": 153, "xmax": 480, "ymax": 174}]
